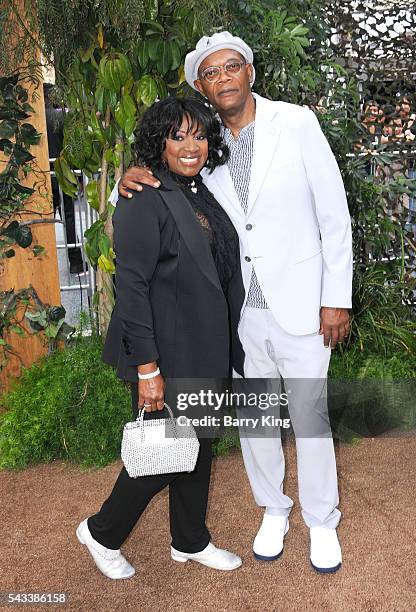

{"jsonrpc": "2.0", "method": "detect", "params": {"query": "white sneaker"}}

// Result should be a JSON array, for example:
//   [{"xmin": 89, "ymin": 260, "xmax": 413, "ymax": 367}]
[
  {"xmin": 76, "ymin": 519, "xmax": 135, "ymax": 580},
  {"xmin": 253, "ymin": 514, "xmax": 289, "ymax": 561},
  {"xmin": 310, "ymin": 527, "xmax": 342, "ymax": 573},
  {"xmin": 171, "ymin": 542, "xmax": 242, "ymax": 570}
]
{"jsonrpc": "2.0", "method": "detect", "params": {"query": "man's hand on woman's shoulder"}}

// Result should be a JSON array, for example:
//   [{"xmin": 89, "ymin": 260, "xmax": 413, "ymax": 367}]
[{"xmin": 119, "ymin": 166, "xmax": 161, "ymax": 198}]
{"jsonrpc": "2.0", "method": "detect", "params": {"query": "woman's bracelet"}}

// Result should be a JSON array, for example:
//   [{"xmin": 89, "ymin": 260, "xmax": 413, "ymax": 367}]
[{"xmin": 138, "ymin": 367, "xmax": 160, "ymax": 380}]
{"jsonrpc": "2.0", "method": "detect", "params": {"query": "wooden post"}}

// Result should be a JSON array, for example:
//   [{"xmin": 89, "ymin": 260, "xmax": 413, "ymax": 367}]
[{"xmin": 0, "ymin": 2, "xmax": 61, "ymax": 394}]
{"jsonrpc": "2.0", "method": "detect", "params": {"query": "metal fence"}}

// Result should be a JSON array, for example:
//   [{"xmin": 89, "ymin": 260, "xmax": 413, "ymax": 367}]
[
  {"xmin": 369, "ymin": 149, "xmax": 416, "ymax": 243},
  {"xmin": 51, "ymin": 165, "xmax": 98, "ymax": 328}
]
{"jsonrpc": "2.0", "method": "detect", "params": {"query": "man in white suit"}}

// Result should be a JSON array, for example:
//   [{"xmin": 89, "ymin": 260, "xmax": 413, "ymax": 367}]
[{"xmin": 116, "ymin": 32, "xmax": 352, "ymax": 573}]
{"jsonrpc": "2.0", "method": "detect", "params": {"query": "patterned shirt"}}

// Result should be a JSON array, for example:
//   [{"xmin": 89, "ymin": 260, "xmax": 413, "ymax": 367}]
[{"xmin": 223, "ymin": 122, "xmax": 268, "ymax": 309}]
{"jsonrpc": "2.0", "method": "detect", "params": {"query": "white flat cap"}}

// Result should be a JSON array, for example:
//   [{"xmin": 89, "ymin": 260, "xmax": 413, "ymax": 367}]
[{"xmin": 184, "ymin": 31, "xmax": 255, "ymax": 90}]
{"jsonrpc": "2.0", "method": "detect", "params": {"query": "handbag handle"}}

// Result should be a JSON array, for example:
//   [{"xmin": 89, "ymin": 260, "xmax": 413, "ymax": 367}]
[
  {"xmin": 137, "ymin": 402, "xmax": 180, "ymax": 440},
  {"xmin": 137, "ymin": 402, "xmax": 175, "ymax": 420}
]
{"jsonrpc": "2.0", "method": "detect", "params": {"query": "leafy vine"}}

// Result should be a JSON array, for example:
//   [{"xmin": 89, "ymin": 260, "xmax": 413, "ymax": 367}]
[{"xmin": 0, "ymin": 73, "xmax": 74, "ymax": 370}]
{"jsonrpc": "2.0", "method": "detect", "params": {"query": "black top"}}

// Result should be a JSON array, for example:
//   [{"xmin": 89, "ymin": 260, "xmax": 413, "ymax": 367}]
[
  {"xmin": 102, "ymin": 172, "xmax": 246, "ymax": 382},
  {"xmin": 168, "ymin": 171, "xmax": 240, "ymax": 294}
]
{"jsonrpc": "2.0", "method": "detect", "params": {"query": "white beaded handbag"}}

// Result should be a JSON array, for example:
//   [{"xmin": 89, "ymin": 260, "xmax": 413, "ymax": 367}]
[{"xmin": 121, "ymin": 403, "xmax": 200, "ymax": 478}]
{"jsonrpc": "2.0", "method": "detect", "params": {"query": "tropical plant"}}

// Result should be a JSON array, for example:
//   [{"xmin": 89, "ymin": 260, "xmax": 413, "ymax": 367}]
[
  {"xmin": 0, "ymin": 1, "xmax": 223, "ymax": 335},
  {"xmin": 0, "ymin": 74, "xmax": 74, "ymax": 369},
  {"xmin": 31, "ymin": 0, "xmax": 221, "ymax": 334},
  {"xmin": 0, "ymin": 286, "xmax": 74, "ymax": 369},
  {"xmin": 218, "ymin": 0, "xmax": 331, "ymax": 104},
  {"xmin": 0, "ymin": 74, "xmax": 42, "ymax": 260}
]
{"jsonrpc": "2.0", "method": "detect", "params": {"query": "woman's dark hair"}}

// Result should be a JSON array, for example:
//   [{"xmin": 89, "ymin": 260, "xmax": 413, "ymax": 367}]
[{"xmin": 134, "ymin": 97, "xmax": 228, "ymax": 174}]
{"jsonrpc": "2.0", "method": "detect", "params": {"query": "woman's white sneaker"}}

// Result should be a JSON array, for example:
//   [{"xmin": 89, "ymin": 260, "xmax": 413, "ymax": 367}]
[
  {"xmin": 310, "ymin": 527, "xmax": 342, "ymax": 573},
  {"xmin": 76, "ymin": 519, "xmax": 135, "ymax": 579},
  {"xmin": 171, "ymin": 542, "xmax": 242, "ymax": 570}
]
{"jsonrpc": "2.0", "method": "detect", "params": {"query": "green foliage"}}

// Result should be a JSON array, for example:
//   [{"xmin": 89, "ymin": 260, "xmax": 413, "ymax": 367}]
[
  {"xmin": 329, "ymin": 348, "xmax": 416, "ymax": 380},
  {"xmin": 0, "ymin": 333, "xmax": 237, "ymax": 468},
  {"xmin": 0, "ymin": 335, "xmax": 131, "ymax": 469},
  {"xmin": 4, "ymin": 1, "xmax": 328, "ymax": 336},
  {"xmin": 53, "ymin": 155, "xmax": 78, "ymax": 198},
  {"xmin": 84, "ymin": 217, "xmax": 116, "ymax": 273},
  {"xmin": 212, "ymin": 430, "xmax": 241, "ymax": 457},
  {"xmin": 63, "ymin": 122, "xmax": 94, "ymax": 169},
  {"xmin": 348, "ymin": 260, "xmax": 416, "ymax": 356},
  {"xmin": 328, "ymin": 350, "xmax": 416, "ymax": 441},
  {"xmin": 0, "ymin": 1, "xmax": 42, "ymax": 80},
  {"xmin": 31, "ymin": 0, "xmax": 221, "ymax": 319},
  {"xmin": 317, "ymin": 94, "xmax": 416, "ymax": 355},
  {"xmin": 218, "ymin": 0, "xmax": 332, "ymax": 104},
  {"xmin": 1, "ymin": 335, "xmax": 414, "ymax": 470},
  {"xmin": 0, "ymin": 75, "xmax": 73, "ymax": 368},
  {"xmin": 0, "ymin": 75, "xmax": 38, "ymax": 241},
  {"xmin": 0, "ymin": 286, "xmax": 73, "ymax": 369}
]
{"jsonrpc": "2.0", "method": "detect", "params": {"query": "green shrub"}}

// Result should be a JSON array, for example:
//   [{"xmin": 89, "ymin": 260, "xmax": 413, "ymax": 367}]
[
  {"xmin": 329, "ymin": 349, "xmax": 416, "ymax": 379},
  {"xmin": 1, "ymin": 337, "xmax": 414, "ymax": 471},
  {"xmin": 0, "ymin": 335, "xmax": 131, "ymax": 469},
  {"xmin": 212, "ymin": 430, "xmax": 241, "ymax": 457},
  {"xmin": 0, "ymin": 335, "xmax": 238, "ymax": 469},
  {"xmin": 328, "ymin": 350, "xmax": 416, "ymax": 441}
]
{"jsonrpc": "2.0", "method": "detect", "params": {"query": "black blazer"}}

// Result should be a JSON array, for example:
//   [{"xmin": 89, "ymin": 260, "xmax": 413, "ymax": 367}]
[{"xmin": 102, "ymin": 170, "xmax": 245, "ymax": 383}]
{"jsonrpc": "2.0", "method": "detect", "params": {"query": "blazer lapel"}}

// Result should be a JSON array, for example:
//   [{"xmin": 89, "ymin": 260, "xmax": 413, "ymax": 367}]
[
  {"xmin": 203, "ymin": 163, "xmax": 243, "ymax": 219},
  {"xmin": 246, "ymin": 95, "xmax": 281, "ymax": 215},
  {"xmin": 156, "ymin": 171, "xmax": 223, "ymax": 293}
]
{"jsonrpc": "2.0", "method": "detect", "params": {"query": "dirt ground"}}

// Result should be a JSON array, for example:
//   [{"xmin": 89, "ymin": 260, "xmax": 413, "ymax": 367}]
[{"xmin": 1, "ymin": 437, "xmax": 415, "ymax": 612}]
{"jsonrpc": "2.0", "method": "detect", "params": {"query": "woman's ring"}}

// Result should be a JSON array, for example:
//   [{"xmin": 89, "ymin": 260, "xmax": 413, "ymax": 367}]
[{"xmin": 143, "ymin": 403, "xmax": 151, "ymax": 407}]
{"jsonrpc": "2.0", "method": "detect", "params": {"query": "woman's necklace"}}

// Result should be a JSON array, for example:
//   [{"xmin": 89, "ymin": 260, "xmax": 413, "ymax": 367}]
[{"xmin": 171, "ymin": 171, "xmax": 200, "ymax": 194}]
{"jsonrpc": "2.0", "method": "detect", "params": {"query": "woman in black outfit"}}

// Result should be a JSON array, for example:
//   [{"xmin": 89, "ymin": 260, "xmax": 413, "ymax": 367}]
[{"xmin": 76, "ymin": 98, "xmax": 245, "ymax": 579}]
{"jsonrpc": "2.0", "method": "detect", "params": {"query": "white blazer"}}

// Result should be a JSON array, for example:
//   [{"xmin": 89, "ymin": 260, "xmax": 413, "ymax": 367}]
[{"xmin": 201, "ymin": 93, "xmax": 353, "ymax": 336}]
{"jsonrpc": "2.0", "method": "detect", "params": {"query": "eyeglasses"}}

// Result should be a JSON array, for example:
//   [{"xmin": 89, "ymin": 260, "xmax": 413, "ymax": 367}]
[{"xmin": 200, "ymin": 61, "xmax": 247, "ymax": 83}]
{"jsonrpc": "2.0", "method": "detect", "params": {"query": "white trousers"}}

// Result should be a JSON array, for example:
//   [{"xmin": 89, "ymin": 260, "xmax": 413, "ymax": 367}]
[{"xmin": 235, "ymin": 307, "xmax": 341, "ymax": 529}]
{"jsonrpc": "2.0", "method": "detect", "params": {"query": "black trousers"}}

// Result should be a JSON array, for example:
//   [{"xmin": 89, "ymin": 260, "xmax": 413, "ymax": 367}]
[{"xmin": 87, "ymin": 383, "xmax": 212, "ymax": 553}]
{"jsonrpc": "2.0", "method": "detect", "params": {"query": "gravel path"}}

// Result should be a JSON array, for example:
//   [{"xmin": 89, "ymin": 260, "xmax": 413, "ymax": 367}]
[{"xmin": 1, "ymin": 438, "xmax": 415, "ymax": 612}]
